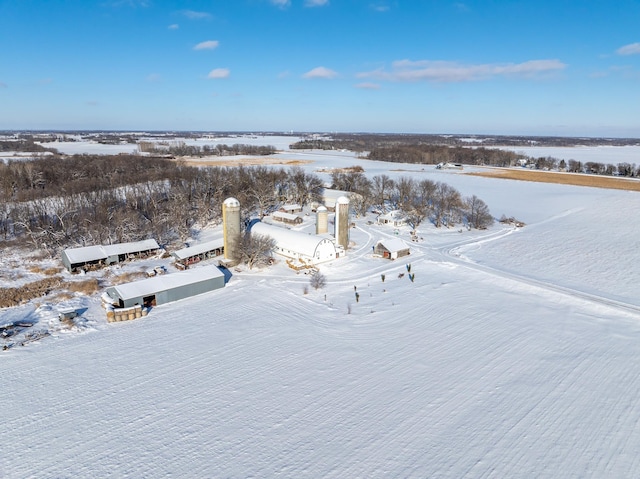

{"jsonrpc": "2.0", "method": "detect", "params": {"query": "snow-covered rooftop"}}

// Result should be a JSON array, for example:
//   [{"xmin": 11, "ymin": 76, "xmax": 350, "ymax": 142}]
[
  {"xmin": 109, "ymin": 266, "xmax": 225, "ymax": 301},
  {"xmin": 251, "ymin": 222, "xmax": 333, "ymax": 259},
  {"xmin": 172, "ymin": 239, "xmax": 224, "ymax": 261},
  {"xmin": 63, "ymin": 245, "xmax": 107, "ymax": 264},
  {"xmin": 377, "ymin": 238, "xmax": 409, "ymax": 253},
  {"xmin": 102, "ymin": 239, "xmax": 160, "ymax": 257}
]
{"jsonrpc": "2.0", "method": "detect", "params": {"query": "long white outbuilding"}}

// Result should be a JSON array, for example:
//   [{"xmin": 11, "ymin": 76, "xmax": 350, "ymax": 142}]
[{"xmin": 250, "ymin": 222, "xmax": 340, "ymax": 264}]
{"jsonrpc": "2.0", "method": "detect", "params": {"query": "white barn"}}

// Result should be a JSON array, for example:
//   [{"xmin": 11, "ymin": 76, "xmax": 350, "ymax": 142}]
[{"xmin": 251, "ymin": 222, "xmax": 339, "ymax": 264}]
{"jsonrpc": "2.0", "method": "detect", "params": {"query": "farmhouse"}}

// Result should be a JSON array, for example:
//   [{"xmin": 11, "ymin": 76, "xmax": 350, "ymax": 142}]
[
  {"xmin": 105, "ymin": 266, "xmax": 225, "ymax": 309},
  {"xmin": 62, "ymin": 239, "xmax": 160, "ymax": 273},
  {"xmin": 377, "ymin": 210, "xmax": 407, "ymax": 227},
  {"xmin": 374, "ymin": 238, "xmax": 411, "ymax": 260},
  {"xmin": 172, "ymin": 239, "xmax": 224, "ymax": 268},
  {"xmin": 272, "ymin": 211, "xmax": 303, "ymax": 225},
  {"xmin": 251, "ymin": 221, "xmax": 341, "ymax": 264}
]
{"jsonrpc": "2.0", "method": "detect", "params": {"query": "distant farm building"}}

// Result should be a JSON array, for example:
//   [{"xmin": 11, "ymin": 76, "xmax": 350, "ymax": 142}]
[
  {"xmin": 272, "ymin": 210, "xmax": 303, "ymax": 225},
  {"xmin": 172, "ymin": 239, "xmax": 224, "ymax": 268},
  {"xmin": 62, "ymin": 239, "xmax": 160, "ymax": 273},
  {"xmin": 377, "ymin": 210, "xmax": 407, "ymax": 227},
  {"xmin": 250, "ymin": 221, "xmax": 342, "ymax": 264},
  {"xmin": 105, "ymin": 266, "xmax": 225, "ymax": 309},
  {"xmin": 318, "ymin": 188, "xmax": 362, "ymax": 212},
  {"xmin": 436, "ymin": 162, "xmax": 463, "ymax": 170},
  {"xmin": 280, "ymin": 203, "xmax": 303, "ymax": 214},
  {"xmin": 374, "ymin": 239, "xmax": 411, "ymax": 260}
]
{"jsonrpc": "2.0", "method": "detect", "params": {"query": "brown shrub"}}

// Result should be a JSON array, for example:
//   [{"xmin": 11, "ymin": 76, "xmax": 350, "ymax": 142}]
[
  {"xmin": 112, "ymin": 271, "xmax": 147, "ymax": 285},
  {"xmin": 0, "ymin": 276, "xmax": 63, "ymax": 308},
  {"xmin": 67, "ymin": 278, "xmax": 101, "ymax": 295},
  {"xmin": 28, "ymin": 265, "xmax": 62, "ymax": 276}
]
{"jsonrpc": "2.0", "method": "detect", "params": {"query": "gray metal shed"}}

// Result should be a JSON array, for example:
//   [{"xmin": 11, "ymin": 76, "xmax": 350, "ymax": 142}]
[
  {"xmin": 106, "ymin": 266, "xmax": 225, "ymax": 308},
  {"xmin": 61, "ymin": 239, "xmax": 160, "ymax": 273}
]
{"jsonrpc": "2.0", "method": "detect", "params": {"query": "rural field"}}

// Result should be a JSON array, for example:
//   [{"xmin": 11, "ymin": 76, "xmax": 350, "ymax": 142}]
[{"xmin": 2, "ymin": 138, "xmax": 640, "ymax": 478}]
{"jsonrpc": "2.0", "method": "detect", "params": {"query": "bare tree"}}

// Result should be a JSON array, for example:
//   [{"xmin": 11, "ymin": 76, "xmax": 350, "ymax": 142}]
[
  {"xmin": 392, "ymin": 176, "xmax": 416, "ymax": 212},
  {"xmin": 371, "ymin": 174, "xmax": 395, "ymax": 210},
  {"xmin": 310, "ymin": 271, "xmax": 327, "ymax": 290},
  {"xmin": 432, "ymin": 182, "xmax": 462, "ymax": 228},
  {"xmin": 232, "ymin": 232, "xmax": 276, "ymax": 269},
  {"xmin": 462, "ymin": 195, "xmax": 494, "ymax": 229}
]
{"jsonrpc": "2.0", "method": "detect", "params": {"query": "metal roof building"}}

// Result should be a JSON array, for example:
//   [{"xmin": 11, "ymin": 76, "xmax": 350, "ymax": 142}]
[
  {"xmin": 62, "ymin": 239, "xmax": 160, "ymax": 273},
  {"xmin": 251, "ymin": 221, "xmax": 338, "ymax": 264},
  {"xmin": 172, "ymin": 239, "xmax": 224, "ymax": 266},
  {"xmin": 374, "ymin": 238, "xmax": 411, "ymax": 260},
  {"xmin": 105, "ymin": 266, "xmax": 225, "ymax": 308}
]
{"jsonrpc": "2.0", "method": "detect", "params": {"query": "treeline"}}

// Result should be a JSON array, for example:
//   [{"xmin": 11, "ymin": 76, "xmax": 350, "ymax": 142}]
[
  {"xmin": 0, "ymin": 154, "xmax": 494, "ymax": 257},
  {"xmin": 291, "ymin": 134, "xmax": 640, "ymax": 176},
  {"xmin": 520, "ymin": 157, "xmax": 639, "ymax": 177},
  {"xmin": 330, "ymin": 169, "xmax": 493, "ymax": 230},
  {"xmin": 0, "ymin": 155, "xmax": 183, "ymax": 202},
  {"xmin": 0, "ymin": 156, "xmax": 324, "ymax": 254},
  {"xmin": 0, "ymin": 140, "xmax": 58, "ymax": 154},
  {"xmin": 367, "ymin": 145, "xmax": 522, "ymax": 167},
  {"xmin": 138, "ymin": 141, "xmax": 277, "ymax": 157},
  {"xmin": 293, "ymin": 133, "xmax": 640, "ymax": 149}
]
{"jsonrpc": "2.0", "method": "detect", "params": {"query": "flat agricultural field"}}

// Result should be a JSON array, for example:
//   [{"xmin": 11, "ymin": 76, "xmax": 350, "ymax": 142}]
[
  {"xmin": 178, "ymin": 156, "xmax": 313, "ymax": 167},
  {"xmin": 467, "ymin": 168, "xmax": 640, "ymax": 191}
]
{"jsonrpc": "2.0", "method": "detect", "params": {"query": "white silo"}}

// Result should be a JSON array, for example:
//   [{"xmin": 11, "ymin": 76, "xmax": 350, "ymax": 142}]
[
  {"xmin": 316, "ymin": 206, "xmax": 328, "ymax": 234},
  {"xmin": 334, "ymin": 196, "xmax": 350, "ymax": 249},
  {"xmin": 222, "ymin": 197, "xmax": 241, "ymax": 260}
]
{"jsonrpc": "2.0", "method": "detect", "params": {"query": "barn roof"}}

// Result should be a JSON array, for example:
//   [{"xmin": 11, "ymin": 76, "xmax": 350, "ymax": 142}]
[
  {"xmin": 109, "ymin": 266, "xmax": 225, "ymax": 301},
  {"xmin": 251, "ymin": 221, "xmax": 334, "ymax": 258},
  {"xmin": 63, "ymin": 239, "xmax": 159, "ymax": 265},
  {"xmin": 272, "ymin": 211, "xmax": 301, "ymax": 221},
  {"xmin": 63, "ymin": 245, "xmax": 107, "ymax": 265},
  {"xmin": 172, "ymin": 239, "xmax": 224, "ymax": 261},
  {"xmin": 376, "ymin": 238, "xmax": 409, "ymax": 253},
  {"xmin": 102, "ymin": 239, "xmax": 160, "ymax": 257}
]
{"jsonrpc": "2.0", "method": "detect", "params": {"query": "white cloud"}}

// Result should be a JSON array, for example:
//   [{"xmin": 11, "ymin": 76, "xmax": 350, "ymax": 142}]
[
  {"xmin": 302, "ymin": 66, "xmax": 338, "ymax": 79},
  {"xmin": 182, "ymin": 10, "xmax": 211, "ymax": 20},
  {"xmin": 146, "ymin": 73, "xmax": 161, "ymax": 82},
  {"xmin": 102, "ymin": 0, "xmax": 149, "ymax": 7},
  {"xmin": 357, "ymin": 59, "xmax": 566, "ymax": 83},
  {"xmin": 207, "ymin": 68, "xmax": 230, "ymax": 79},
  {"xmin": 305, "ymin": 0, "xmax": 329, "ymax": 7},
  {"xmin": 616, "ymin": 43, "xmax": 640, "ymax": 56},
  {"xmin": 355, "ymin": 82, "xmax": 381, "ymax": 89},
  {"xmin": 370, "ymin": 3, "xmax": 390, "ymax": 12},
  {"xmin": 194, "ymin": 40, "xmax": 219, "ymax": 51},
  {"xmin": 270, "ymin": 0, "xmax": 291, "ymax": 8},
  {"xmin": 168, "ymin": 24, "xmax": 179, "ymax": 30}
]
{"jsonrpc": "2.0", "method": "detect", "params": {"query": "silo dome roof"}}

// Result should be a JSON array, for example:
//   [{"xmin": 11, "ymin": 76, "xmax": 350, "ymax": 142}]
[{"xmin": 223, "ymin": 197, "xmax": 240, "ymax": 207}]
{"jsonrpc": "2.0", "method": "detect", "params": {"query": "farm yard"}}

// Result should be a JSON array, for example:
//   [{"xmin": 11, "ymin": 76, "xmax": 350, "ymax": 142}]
[{"xmin": 2, "ymin": 135, "xmax": 640, "ymax": 477}]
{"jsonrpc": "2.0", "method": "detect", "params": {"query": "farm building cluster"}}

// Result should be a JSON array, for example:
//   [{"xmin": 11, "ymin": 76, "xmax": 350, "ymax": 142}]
[{"xmin": 61, "ymin": 190, "xmax": 410, "ymax": 323}]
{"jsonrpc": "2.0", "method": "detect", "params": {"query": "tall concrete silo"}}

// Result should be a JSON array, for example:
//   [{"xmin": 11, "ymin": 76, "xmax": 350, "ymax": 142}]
[
  {"xmin": 316, "ymin": 206, "xmax": 328, "ymax": 234},
  {"xmin": 334, "ymin": 196, "xmax": 350, "ymax": 249},
  {"xmin": 222, "ymin": 197, "xmax": 241, "ymax": 260}
]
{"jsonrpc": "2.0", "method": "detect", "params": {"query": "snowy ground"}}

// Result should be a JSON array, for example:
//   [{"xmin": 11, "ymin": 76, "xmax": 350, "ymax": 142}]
[{"xmin": 2, "ymin": 144, "xmax": 640, "ymax": 478}]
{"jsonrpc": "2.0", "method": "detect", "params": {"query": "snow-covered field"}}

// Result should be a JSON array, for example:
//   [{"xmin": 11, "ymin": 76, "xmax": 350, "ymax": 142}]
[
  {"xmin": 494, "ymin": 145, "xmax": 640, "ymax": 165},
  {"xmin": 2, "ymin": 143, "xmax": 640, "ymax": 478}
]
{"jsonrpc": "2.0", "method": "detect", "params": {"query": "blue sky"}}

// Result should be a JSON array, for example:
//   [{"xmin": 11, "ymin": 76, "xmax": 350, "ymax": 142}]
[{"xmin": 1, "ymin": 0, "xmax": 639, "ymax": 137}]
